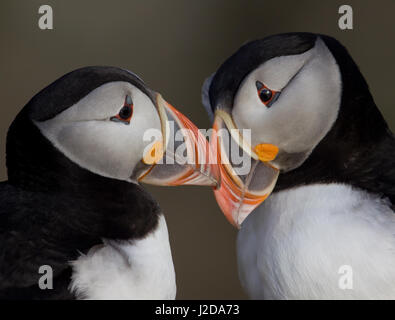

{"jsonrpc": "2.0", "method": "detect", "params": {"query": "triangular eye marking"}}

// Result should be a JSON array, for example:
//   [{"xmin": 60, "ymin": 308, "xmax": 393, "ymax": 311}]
[
  {"xmin": 125, "ymin": 95, "xmax": 133, "ymax": 106},
  {"xmin": 255, "ymin": 81, "xmax": 280, "ymax": 108},
  {"xmin": 255, "ymin": 80, "xmax": 264, "ymax": 91},
  {"xmin": 110, "ymin": 95, "xmax": 134, "ymax": 124}
]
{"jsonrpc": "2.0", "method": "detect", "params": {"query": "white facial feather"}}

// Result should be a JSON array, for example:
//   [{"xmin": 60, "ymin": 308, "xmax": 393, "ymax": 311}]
[
  {"xmin": 251, "ymin": 48, "xmax": 313, "ymax": 92},
  {"xmin": 232, "ymin": 38, "xmax": 341, "ymax": 166},
  {"xmin": 35, "ymin": 82, "xmax": 161, "ymax": 181}
]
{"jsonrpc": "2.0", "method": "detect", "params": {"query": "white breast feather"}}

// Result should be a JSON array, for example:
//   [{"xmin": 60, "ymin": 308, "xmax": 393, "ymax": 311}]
[
  {"xmin": 237, "ymin": 183, "xmax": 395, "ymax": 299},
  {"xmin": 69, "ymin": 214, "xmax": 176, "ymax": 300}
]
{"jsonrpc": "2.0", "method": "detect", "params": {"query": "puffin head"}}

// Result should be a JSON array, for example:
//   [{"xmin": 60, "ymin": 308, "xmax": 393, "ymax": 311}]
[
  {"xmin": 8, "ymin": 66, "xmax": 218, "ymax": 190},
  {"xmin": 203, "ymin": 33, "xmax": 388, "ymax": 227}
]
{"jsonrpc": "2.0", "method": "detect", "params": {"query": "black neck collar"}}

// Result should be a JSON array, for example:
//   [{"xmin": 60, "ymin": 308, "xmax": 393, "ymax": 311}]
[
  {"xmin": 275, "ymin": 35, "xmax": 395, "ymax": 205},
  {"xmin": 6, "ymin": 109, "xmax": 160, "ymax": 241}
]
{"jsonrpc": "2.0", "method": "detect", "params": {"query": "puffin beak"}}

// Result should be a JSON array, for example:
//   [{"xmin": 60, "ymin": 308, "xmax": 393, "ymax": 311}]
[
  {"xmin": 137, "ymin": 94, "xmax": 219, "ymax": 187},
  {"xmin": 211, "ymin": 110, "xmax": 280, "ymax": 228}
]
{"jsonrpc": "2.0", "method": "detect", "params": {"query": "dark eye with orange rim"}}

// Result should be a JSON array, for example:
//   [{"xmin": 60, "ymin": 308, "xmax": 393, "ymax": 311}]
[
  {"xmin": 256, "ymin": 81, "xmax": 280, "ymax": 108},
  {"xmin": 111, "ymin": 95, "xmax": 134, "ymax": 124}
]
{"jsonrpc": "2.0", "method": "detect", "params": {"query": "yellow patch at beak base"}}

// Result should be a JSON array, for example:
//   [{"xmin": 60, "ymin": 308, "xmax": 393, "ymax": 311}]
[
  {"xmin": 253, "ymin": 143, "xmax": 279, "ymax": 162},
  {"xmin": 143, "ymin": 140, "xmax": 164, "ymax": 165}
]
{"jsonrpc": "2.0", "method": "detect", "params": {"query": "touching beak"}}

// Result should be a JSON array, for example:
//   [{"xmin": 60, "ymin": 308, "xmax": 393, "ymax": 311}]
[
  {"xmin": 136, "ymin": 94, "xmax": 219, "ymax": 187},
  {"xmin": 211, "ymin": 110, "xmax": 280, "ymax": 228}
]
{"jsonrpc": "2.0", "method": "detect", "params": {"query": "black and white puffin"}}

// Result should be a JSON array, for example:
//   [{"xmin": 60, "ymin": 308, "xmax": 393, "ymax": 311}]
[
  {"xmin": 0, "ymin": 66, "xmax": 218, "ymax": 299},
  {"xmin": 202, "ymin": 33, "xmax": 395, "ymax": 299}
]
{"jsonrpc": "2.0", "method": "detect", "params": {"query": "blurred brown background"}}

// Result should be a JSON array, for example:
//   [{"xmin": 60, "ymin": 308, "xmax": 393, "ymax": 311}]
[{"xmin": 0, "ymin": 0, "xmax": 394, "ymax": 299}]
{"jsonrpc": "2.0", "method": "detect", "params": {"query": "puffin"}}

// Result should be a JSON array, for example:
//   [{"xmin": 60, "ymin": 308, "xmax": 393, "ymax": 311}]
[
  {"xmin": 202, "ymin": 33, "xmax": 395, "ymax": 299},
  {"xmin": 0, "ymin": 66, "xmax": 218, "ymax": 299}
]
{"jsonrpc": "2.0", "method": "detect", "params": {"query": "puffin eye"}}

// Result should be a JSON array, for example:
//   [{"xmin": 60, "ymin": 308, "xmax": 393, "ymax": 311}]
[
  {"xmin": 259, "ymin": 88, "xmax": 272, "ymax": 102},
  {"xmin": 119, "ymin": 105, "xmax": 132, "ymax": 120},
  {"xmin": 256, "ymin": 81, "xmax": 279, "ymax": 108},
  {"xmin": 110, "ymin": 95, "xmax": 134, "ymax": 124}
]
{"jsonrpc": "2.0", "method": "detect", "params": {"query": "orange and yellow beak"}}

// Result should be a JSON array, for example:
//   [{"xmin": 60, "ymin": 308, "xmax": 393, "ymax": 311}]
[
  {"xmin": 135, "ymin": 96, "xmax": 278, "ymax": 227},
  {"xmin": 137, "ymin": 94, "xmax": 219, "ymax": 187},
  {"xmin": 211, "ymin": 110, "xmax": 280, "ymax": 228}
]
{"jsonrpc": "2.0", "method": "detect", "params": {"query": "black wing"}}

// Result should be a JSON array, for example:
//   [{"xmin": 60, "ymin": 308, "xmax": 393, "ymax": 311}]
[{"xmin": 0, "ymin": 182, "xmax": 101, "ymax": 299}]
